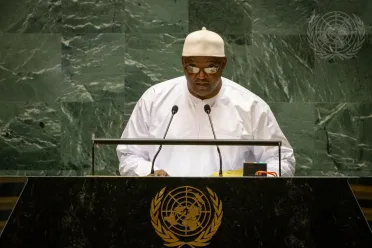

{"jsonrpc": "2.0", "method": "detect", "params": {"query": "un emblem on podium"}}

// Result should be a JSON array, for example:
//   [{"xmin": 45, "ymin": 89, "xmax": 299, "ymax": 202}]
[{"xmin": 150, "ymin": 186, "xmax": 223, "ymax": 247}]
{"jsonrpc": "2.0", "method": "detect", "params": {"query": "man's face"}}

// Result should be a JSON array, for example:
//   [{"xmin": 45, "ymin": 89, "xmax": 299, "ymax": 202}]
[{"xmin": 182, "ymin": 56, "xmax": 227, "ymax": 99}]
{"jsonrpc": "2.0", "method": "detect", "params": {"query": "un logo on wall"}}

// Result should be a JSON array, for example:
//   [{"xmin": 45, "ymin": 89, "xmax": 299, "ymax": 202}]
[
  {"xmin": 307, "ymin": 11, "xmax": 366, "ymax": 60},
  {"xmin": 150, "ymin": 186, "xmax": 223, "ymax": 247}
]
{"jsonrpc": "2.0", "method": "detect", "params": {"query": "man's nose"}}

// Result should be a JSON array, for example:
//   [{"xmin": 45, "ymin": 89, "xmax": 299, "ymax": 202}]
[{"xmin": 196, "ymin": 69, "xmax": 206, "ymax": 79}]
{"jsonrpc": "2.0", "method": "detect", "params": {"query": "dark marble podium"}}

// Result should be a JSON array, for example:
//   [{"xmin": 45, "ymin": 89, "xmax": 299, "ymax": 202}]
[{"xmin": 0, "ymin": 177, "xmax": 371, "ymax": 248}]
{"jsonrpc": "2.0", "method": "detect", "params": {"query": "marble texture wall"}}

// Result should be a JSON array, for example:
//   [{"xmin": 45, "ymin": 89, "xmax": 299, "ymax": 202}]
[{"xmin": 0, "ymin": 0, "xmax": 371, "ymax": 176}]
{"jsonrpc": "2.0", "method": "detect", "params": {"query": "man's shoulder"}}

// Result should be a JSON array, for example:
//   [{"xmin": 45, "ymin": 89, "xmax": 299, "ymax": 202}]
[
  {"xmin": 140, "ymin": 76, "xmax": 185, "ymax": 101},
  {"xmin": 151, "ymin": 76, "xmax": 185, "ymax": 91},
  {"xmin": 222, "ymin": 77, "xmax": 269, "ymax": 108}
]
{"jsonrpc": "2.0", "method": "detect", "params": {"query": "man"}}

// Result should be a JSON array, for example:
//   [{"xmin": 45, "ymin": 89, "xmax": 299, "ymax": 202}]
[{"xmin": 116, "ymin": 27, "xmax": 295, "ymax": 177}]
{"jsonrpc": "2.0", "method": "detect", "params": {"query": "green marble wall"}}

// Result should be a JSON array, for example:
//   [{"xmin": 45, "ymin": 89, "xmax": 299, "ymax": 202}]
[{"xmin": 0, "ymin": 0, "xmax": 371, "ymax": 176}]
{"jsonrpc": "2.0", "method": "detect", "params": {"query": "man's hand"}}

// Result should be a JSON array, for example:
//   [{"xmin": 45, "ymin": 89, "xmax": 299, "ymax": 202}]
[{"xmin": 149, "ymin": 170, "xmax": 169, "ymax": 177}]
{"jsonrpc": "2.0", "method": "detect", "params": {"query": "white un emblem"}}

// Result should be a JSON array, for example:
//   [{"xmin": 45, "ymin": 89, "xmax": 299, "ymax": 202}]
[{"xmin": 307, "ymin": 11, "xmax": 366, "ymax": 60}]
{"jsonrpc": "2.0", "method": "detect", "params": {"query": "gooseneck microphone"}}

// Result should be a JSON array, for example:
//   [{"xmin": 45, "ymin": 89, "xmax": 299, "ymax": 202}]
[
  {"xmin": 204, "ymin": 104, "xmax": 223, "ymax": 177},
  {"xmin": 150, "ymin": 105, "xmax": 179, "ymax": 175}
]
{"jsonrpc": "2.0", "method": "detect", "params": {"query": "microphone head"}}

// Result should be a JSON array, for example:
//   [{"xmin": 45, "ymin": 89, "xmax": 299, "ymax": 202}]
[
  {"xmin": 171, "ymin": 105, "xmax": 179, "ymax": 114},
  {"xmin": 204, "ymin": 104, "xmax": 211, "ymax": 114}
]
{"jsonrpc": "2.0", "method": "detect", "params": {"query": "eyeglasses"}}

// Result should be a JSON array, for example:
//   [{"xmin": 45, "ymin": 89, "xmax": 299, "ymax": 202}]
[{"xmin": 185, "ymin": 65, "xmax": 219, "ymax": 74}]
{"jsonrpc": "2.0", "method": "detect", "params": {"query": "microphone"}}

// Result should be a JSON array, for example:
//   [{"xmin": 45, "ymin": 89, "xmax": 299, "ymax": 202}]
[
  {"xmin": 204, "ymin": 104, "xmax": 223, "ymax": 177},
  {"xmin": 150, "ymin": 105, "xmax": 179, "ymax": 175}
]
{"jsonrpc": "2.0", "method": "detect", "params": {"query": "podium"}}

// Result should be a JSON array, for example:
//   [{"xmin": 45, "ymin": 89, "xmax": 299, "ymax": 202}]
[
  {"xmin": 0, "ymin": 177, "xmax": 371, "ymax": 247},
  {"xmin": 91, "ymin": 136, "xmax": 284, "ymax": 176}
]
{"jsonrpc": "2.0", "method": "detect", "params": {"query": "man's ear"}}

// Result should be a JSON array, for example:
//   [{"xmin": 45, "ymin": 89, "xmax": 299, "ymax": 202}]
[{"xmin": 222, "ymin": 57, "xmax": 227, "ymax": 69}]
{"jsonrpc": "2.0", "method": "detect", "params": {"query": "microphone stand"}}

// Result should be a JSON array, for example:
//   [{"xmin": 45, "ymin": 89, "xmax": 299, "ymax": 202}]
[
  {"xmin": 204, "ymin": 105, "xmax": 223, "ymax": 177},
  {"xmin": 150, "ymin": 105, "xmax": 178, "ymax": 175}
]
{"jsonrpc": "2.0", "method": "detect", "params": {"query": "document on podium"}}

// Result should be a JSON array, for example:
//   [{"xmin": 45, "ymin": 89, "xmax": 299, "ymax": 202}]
[
  {"xmin": 210, "ymin": 163, "xmax": 275, "ymax": 177},
  {"xmin": 210, "ymin": 169, "xmax": 243, "ymax": 177}
]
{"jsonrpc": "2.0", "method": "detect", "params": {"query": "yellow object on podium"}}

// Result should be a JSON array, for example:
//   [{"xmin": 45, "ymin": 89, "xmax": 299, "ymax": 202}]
[{"xmin": 210, "ymin": 169, "xmax": 243, "ymax": 177}]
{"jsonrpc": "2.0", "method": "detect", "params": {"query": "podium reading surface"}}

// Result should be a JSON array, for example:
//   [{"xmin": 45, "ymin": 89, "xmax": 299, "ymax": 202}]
[{"xmin": 0, "ymin": 177, "xmax": 371, "ymax": 247}]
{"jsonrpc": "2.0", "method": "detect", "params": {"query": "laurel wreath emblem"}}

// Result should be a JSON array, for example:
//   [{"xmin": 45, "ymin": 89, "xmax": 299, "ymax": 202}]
[
  {"xmin": 307, "ymin": 11, "xmax": 366, "ymax": 60},
  {"xmin": 150, "ymin": 187, "xmax": 223, "ymax": 248}
]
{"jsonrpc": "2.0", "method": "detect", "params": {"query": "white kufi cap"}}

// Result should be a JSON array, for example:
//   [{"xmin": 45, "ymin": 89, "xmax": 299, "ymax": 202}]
[{"xmin": 182, "ymin": 27, "xmax": 225, "ymax": 57}]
